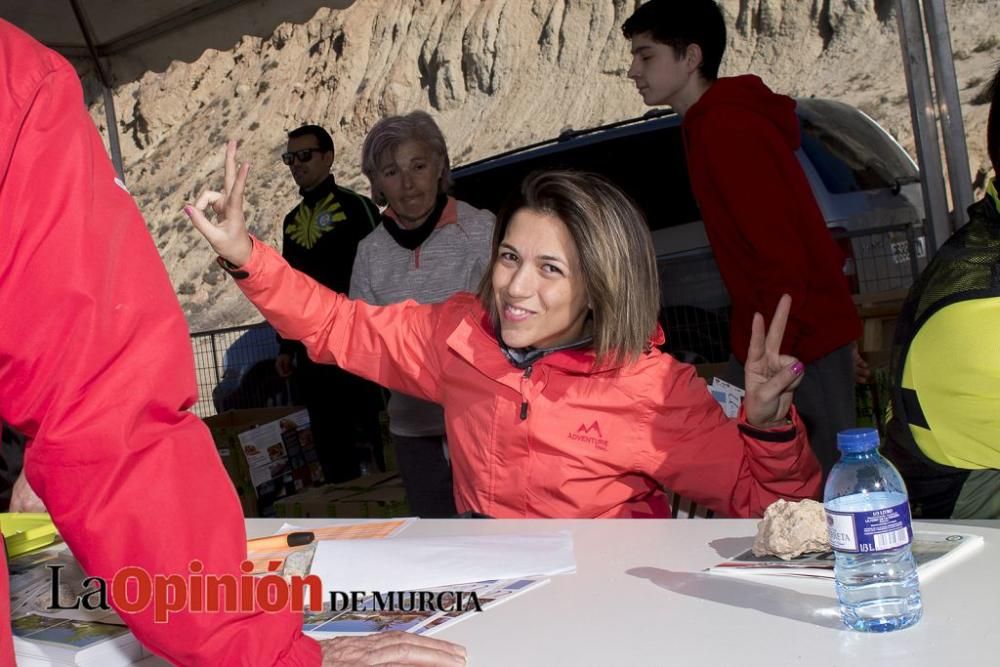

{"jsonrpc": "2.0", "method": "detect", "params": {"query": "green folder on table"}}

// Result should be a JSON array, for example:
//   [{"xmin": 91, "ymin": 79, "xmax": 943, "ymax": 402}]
[{"xmin": 1, "ymin": 513, "xmax": 58, "ymax": 558}]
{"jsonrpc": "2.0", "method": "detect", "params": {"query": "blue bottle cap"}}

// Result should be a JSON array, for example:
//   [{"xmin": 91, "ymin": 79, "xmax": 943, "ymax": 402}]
[{"xmin": 837, "ymin": 427, "xmax": 880, "ymax": 453}]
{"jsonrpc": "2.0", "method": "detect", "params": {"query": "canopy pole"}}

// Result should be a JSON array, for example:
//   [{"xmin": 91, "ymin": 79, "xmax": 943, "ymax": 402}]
[
  {"xmin": 923, "ymin": 0, "xmax": 974, "ymax": 226},
  {"xmin": 895, "ymin": 0, "xmax": 950, "ymax": 254},
  {"xmin": 102, "ymin": 86, "xmax": 125, "ymax": 182},
  {"xmin": 69, "ymin": 0, "xmax": 125, "ymax": 183}
]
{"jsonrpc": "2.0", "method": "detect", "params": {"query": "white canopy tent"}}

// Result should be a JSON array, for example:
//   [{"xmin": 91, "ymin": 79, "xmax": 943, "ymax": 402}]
[
  {"xmin": 0, "ymin": 0, "xmax": 352, "ymax": 182},
  {"xmin": 0, "ymin": 0, "xmax": 974, "ymax": 253}
]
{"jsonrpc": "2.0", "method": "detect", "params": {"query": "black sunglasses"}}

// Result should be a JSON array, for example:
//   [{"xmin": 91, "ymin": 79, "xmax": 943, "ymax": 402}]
[{"xmin": 281, "ymin": 148, "xmax": 322, "ymax": 166}]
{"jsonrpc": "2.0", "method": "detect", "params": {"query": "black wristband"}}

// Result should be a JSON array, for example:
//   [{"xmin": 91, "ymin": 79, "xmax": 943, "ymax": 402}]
[
  {"xmin": 216, "ymin": 256, "xmax": 249, "ymax": 280},
  {"xmin": 738, "ymin": 421, "xmax": 797, "ymax": 443}
]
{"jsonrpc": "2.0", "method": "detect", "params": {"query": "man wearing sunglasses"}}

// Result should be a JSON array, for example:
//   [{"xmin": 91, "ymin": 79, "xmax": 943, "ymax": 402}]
[{"xmin": 277, "ymin": 125, "xmax": 384, "ymax": 483}]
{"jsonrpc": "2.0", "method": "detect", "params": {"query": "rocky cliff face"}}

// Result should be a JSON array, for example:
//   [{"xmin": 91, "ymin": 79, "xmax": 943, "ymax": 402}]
[{"xmin": 85, "ymin": 0, "xmax": 1000, "ymax": 331}]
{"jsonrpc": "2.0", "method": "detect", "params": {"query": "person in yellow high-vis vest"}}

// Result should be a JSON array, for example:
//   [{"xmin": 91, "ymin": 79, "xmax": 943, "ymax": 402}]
[{"xmin": 882, "ymin": 65, "xmax": 1000, "ymax": 519}]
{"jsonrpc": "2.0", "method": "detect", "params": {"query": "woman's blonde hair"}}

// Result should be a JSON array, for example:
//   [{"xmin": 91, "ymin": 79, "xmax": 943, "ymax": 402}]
[{"xmin": 478, "ymin": 170, "xmax": 660, "ymax": 366}]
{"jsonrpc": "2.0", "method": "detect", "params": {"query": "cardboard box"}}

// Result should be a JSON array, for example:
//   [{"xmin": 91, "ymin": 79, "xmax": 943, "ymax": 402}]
[
  {"xmin": 203, "ymin": 407, "xmax": 321, "ymax": 516},
  {"xmin": 272, "ymin": 471, "xmax": 402, "ymax": 518},
  {"xmin": 331, "ymin": 482, "xmax": 410, "ymax": 519},
  {"xmin": 273, "ymin": 485, "xmax": 361, "ymax": 518},
  {"xmin": 854, "ymin": 288, "xmax": 907, "ymax": 357},
  {"xmin": 323, "ymin": 471, "xmax": 400, "ymax": 494}
]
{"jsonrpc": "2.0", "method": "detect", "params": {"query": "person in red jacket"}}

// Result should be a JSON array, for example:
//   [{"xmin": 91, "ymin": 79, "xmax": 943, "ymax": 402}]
[
  {"xmin": 623, "ymin": 0, "xmax": 863, "ymax": 476},
  {"xmin": 0, "ymin": 19, "xmax": 464, "ymax": 667},
  {"xmin": 188, "ymin": 145, "xmax": 821, "ymax": 519}
]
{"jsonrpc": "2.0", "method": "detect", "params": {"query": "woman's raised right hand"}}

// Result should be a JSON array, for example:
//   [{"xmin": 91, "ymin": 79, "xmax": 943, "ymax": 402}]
[{"xmin": 185, "ymin": 139, "xmax": 254, "ymax": 267}]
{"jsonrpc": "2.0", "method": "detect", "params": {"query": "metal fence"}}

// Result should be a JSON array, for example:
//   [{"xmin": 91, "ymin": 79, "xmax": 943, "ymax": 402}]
[
  {"xmin": 657, "ymin": 250, "xmax": 732, "ymax": 364},
  {"xmin": 840, "ymin": 222, "xmax": 926, "ymax": 294},
  {"xmin": 190, "ymin": 322, "xmax": 291, "ymax": 418},
  {"xmin": 654, "ymin": 222, "xmax": 926, "ymax": 364}
]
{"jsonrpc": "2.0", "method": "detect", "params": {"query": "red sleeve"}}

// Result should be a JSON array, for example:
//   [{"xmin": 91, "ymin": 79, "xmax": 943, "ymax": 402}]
[
  {"xmin": 638, "ymin": 360, "xmax": 821, "ymax": 517},
  {"xmin": 0, "ymin": 23, "xmax": 319, "ymax": 666},
  {"xmin": 698, "ymin": 109, "xmax": 811, "ymax": 354},
  {"xmin": 234, "ymin": 239, "xmax": 448, "ymax": 404}
]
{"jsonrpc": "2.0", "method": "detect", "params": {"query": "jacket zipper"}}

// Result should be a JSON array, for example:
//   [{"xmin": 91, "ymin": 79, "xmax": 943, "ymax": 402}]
[{"xmin": 519, "ymin": 365, "xmax": 533, "ymax": 420}]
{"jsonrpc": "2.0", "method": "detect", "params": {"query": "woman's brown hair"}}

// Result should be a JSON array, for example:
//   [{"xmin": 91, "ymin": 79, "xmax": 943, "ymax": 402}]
[{"xmin": 478, "ymin": 170, "xmax": 660, "ymax": 366}]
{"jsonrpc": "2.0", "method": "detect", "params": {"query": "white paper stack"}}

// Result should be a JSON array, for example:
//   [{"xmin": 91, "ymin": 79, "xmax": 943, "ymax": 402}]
[{"xmin": 309, "ymin": 532, "xmax": 577, "ymax": 592}]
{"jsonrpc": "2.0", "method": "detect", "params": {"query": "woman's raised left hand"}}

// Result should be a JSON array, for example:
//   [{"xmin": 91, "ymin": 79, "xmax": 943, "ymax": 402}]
[{"xmin": 743, "ymin": 294, "xmax": 805, "ymax": 428}]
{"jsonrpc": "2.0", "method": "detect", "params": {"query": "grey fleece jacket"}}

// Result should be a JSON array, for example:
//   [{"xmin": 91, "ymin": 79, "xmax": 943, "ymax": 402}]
[{"xmin": 348, "ymin": 198, "xmax": 496, "ymax": 436}]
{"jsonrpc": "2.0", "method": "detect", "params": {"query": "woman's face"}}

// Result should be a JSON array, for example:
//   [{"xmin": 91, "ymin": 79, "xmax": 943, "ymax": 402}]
[
  {"xmin": 492, "ymin": 208, "xmax": 591, "ymax": 350},
  {"xmin": 375, "ymin": 140, "xmax": 444, "ymax": 229}
]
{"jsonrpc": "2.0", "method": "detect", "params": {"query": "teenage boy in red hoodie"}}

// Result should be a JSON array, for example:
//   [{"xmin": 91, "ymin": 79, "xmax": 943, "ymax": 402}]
[{"xmin": 623, "ymin": 0, "xmax": 861, "ymax": 476}]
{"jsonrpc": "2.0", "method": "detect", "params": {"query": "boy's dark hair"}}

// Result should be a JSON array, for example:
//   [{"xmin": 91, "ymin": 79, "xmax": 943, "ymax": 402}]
[
  {"xmin": 622, "ymin": 0, "xmax": 727, "ymax": 82},
  {"xmin": 287, "ymin": 124, "xmax": 334, "ymax": 155},
  {"xmin": 988, "ymin": 65, "xmax": 1000, "ymax": 176}
]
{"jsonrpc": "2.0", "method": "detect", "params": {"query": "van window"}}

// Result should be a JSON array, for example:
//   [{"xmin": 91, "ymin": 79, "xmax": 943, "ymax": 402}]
[
  {"xmin": 452, "ymin": 123, "xmax": 701, "ymax": 232},
  {"xmin": 797, "ymin": 99, "xmax": 918, "ymax": 194}
]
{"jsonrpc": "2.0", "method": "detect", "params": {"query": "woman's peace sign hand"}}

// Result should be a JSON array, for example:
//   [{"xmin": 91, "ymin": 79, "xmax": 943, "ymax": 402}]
[{"xmin": 743, "ymin": 294, "xmax": 805, "ymax": 428}]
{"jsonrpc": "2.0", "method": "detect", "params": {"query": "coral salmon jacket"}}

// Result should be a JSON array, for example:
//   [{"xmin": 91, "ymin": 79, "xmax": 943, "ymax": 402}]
[{"xmin": 233, "ymin": 240, "xmax": 822, "ymax": 519}]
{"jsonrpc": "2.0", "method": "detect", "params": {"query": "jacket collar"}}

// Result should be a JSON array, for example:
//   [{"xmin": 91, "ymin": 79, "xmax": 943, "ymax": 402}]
[
  {"xmin": 382, "ymin": 196, "xmax": 458, "ymax": 229},
  {"xmin": 444, "ymin": 301, "xmax": 666, "ymax": 384},
  {"xmin": 499, "ymin": 336, "xmax": 594, "ymax": 370},
  {"xmin": 987, "ymin": 178, "xmax": 1000, "ymax": 216},
  {"xmin": 970, "ymin": 179, "xmax": 1000, "ymax": 238},
  {"xmin": 299, "ymin": 174, "xmax": 337, "ymax": 204},
  {"xmin": 379, "ymin": 194, "xmax": 452, "ymax": 251}
]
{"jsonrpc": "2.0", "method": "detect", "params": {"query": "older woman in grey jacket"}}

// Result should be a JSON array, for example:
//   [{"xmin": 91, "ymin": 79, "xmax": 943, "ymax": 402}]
[{"xmin": 350, "ymin": 111, "xmax": 495, "ymax": 517}]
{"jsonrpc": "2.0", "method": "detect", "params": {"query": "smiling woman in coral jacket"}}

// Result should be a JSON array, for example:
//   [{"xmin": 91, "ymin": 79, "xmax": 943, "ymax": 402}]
[{"xmin": 188, "ymin": 142, "xmax": 821, "ymax": 519}]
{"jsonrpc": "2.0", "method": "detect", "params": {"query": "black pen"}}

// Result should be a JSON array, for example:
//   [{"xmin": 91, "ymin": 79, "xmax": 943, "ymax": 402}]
[{"xmin": 247, "ymin": 531, "xmax": 315, "ymax": 551}]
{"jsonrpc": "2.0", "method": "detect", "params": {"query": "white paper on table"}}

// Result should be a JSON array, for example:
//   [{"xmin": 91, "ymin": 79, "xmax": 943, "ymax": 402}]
[{"xmin": 309, "ymin": 532, "xmax": 576, "ymax": 591}]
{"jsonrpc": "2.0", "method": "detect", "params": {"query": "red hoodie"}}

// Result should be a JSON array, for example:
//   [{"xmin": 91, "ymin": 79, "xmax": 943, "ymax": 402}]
[
  {"xmin": 682, "ymin": 75, "xmax": 861, "ymax": 364},
  {"xmin": 0, "ymin": 20, "xmax": 319, "ymax": 666}
]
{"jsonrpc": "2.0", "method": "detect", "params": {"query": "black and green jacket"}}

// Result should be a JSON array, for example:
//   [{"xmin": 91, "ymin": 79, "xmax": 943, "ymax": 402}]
[
  {"xmin": 883, "ymin": 182, "xmax": 1000, "ymax": 517},
  {"xmin": 279, "ymin": 175, "xmax": 378, "ymax": 357}
]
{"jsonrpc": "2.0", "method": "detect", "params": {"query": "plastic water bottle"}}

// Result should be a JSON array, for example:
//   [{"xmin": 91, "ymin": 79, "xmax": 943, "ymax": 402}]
[{"xmin": 824, "ymin": 428, "xmax": 922, "ymax": 632}]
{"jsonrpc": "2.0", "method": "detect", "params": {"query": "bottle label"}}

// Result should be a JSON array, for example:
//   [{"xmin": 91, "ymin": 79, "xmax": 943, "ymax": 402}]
[{"xmin": 825, "ymin": 501, "xmax": 913, "ymax": 553}]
